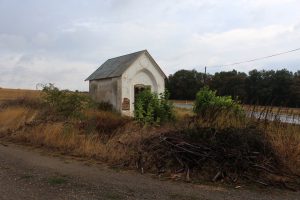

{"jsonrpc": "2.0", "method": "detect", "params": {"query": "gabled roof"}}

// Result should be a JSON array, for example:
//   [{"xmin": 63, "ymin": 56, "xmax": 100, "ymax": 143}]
[{"xmin": 85, "ymin": 50, "xmax": 166, "ymax": 81}]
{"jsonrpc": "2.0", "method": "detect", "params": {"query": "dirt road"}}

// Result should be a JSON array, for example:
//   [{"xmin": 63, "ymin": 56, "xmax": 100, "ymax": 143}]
[{"xmin": 0, "ymin": 141, "xmax": 299, "ymax": 200}]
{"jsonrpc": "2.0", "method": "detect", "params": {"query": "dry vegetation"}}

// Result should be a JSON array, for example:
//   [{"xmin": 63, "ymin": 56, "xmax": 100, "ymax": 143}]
[
  {"xmin": 0, "ymin": 89, "xmax": 299, "ymax": 190},
  {"xmin": 263, "ymin": 122, "xmax": 300, "ymax": 175},
  {"xmin": 173, "ymin": 107, "xmax": 300, "ymax": 178},
  {"xmin": 0, "ymin": 92, "xmax": 167, "ymax": 165}
]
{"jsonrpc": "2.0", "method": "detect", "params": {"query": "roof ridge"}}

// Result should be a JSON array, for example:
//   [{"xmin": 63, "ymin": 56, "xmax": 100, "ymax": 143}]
[
  {"xmin": 107, "ymin": 50, "xmax": 147, "ymax": 61},
  {"xmin": 104, "ymin": 50, "xmax": 147, "ymax": 78}
]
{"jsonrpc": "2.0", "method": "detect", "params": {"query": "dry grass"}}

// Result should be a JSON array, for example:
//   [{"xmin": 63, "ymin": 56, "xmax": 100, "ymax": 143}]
[
  {"xmin": 0, "ymin": 89, "xmax": 144, "ymax": 163},
  {"xmin": 174, "ymin": 107, "xmax": 193, "ymax": 119},
  {"xmin": 263, "ymin": 123, "xmax": 300, "ymax": 175},
  {"xmin": 82, "ymin": 110, "xmax": 131, "ymax": 136},
  {"xmin": 11, "ymin": 122, "xmax": 106, "ymax": 159},
  {"xmin": 190, "ymin": 112, "xmax": 300, "ymax": 176},
  {"xmin": 0, "ymin": 106, "xmax": 118, "ymax": 160},
  {"xmin": 0, "ymin": 103, "xmax": 169, "ymax": 165},
  {"xmin": 2, "ymin": 119, "xmax": 168, "ymax": 164},
  {"xmin": 0, "ymin": 88, "xmax": 299, "ymax": 180},
  {"xmin": 0, "ymin": 107, "xmax": 38, "ymax": 132}
]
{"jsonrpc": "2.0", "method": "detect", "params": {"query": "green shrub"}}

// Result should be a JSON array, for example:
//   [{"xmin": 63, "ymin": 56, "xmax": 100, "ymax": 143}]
[
  {"xmin": 193, "ymin": 87, "xmax": 244, "ymax": 119},
  {"xmin": 134, "ymin": 90, "xmax": 174, "ymax": 124},
  {"xmin": 42, "ymin": 84, "xmax": 91, "ymax": 118}
]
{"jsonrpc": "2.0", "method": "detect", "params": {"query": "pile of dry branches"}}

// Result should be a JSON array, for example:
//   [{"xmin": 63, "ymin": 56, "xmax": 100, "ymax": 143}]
[{"xmin": 140, "ymin": 127, "xmax": 299, "ymax": 190}]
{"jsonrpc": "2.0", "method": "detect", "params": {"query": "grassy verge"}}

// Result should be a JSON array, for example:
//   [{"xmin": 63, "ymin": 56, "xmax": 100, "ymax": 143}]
[
  {"xmin": 0, "ymin": 90, "xmax": 299, "ymax": 189},
  {"xmin": 0, "ymin": 98, "xmax": 170, "ymax": 165}
]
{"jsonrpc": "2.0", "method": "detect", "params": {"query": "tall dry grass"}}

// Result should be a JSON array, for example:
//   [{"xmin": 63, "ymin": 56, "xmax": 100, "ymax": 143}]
[
  {"xmin": 190, "ymin": 109, "xmax": 300, "ymax": 176},
  {"xmin": 11, "ymin": 122, "xmax": 107, "ymax": 159},
  {"xmin": 3, "ymin": 119, "xmax": 168, "ymax": 164},
  {"xmin": 0, "ymin": 107, "xmax": 38, "ymax": 132},
  {"xmin": 0, "ymin": 102, "xmax": 169, "ymax": 165},
  {"xmin": 263, "ymin": 123, "xmax": 300, "ymax": 175}
]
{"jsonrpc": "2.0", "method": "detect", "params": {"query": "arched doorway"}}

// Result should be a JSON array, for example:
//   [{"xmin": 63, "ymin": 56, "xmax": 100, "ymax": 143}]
[{"xmin": 134, "ymin": 84, "xmax": 151, "ymax": 102}]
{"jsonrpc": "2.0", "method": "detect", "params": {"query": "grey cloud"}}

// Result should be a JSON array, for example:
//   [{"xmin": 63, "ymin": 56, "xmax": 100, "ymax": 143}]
[
  {"xmin": 0, "ymin": 34, "xmax": 28, "ymax": 52},
  {"xmin": 0, "ymin": 0, "xmax": 300, "ymax": 90}
]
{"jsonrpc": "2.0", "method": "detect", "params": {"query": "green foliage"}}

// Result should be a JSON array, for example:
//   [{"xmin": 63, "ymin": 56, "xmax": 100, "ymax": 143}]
[
  {"xmin": 134, "ymin": 90, "xmax": 174, "ymax": 124},
  {"xmin": 42, "ymin": 84, "xmax": 91, "ymax": 118},
  {"xmin": 210, "ymin": 70, "xmax": 247, "ymax": 102},
  {"xmin": 166, "ymin": 69, "xmax": 207, "ymax": 100},
  {"xmin": 245, "ymin": 69, "xmax": 297, "ymax": 106},
  {"xmin": 193, "ymin": 87, "xmax": 244, "ymax": 118}
]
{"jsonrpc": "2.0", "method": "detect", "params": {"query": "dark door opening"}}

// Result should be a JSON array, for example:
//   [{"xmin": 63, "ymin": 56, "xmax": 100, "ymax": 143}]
[{"xmin": 134, "ymin": 84, "xmax": 151, "ymax": 102}]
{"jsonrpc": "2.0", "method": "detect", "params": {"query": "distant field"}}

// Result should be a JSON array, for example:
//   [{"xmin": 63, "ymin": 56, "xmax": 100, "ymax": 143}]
[{"xmin": 0, "ymin": 88, "xmax": 41, "ymax": 101}]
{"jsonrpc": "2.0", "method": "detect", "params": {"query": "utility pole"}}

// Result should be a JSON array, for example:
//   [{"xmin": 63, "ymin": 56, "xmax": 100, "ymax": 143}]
[{"xmin": 204, "ymin": 66, "xmax": 207, "ymax": 85}]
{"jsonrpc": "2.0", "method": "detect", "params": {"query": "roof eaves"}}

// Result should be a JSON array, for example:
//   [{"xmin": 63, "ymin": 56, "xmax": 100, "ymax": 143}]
[{"xmin": 85, "ymin": 75, "xmax": 121, "ymax": 81}]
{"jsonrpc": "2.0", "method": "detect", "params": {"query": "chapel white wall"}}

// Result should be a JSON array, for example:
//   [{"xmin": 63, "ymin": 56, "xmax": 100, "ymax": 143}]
[{"xmin": 120, "ymin": 53, "xmax": 165, "ymax": 116}]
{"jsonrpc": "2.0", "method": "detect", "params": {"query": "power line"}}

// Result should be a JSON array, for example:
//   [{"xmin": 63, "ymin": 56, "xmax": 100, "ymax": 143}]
[{"xmin": 218, "ymin": 47, "xmax": 300, "ymax": 67}]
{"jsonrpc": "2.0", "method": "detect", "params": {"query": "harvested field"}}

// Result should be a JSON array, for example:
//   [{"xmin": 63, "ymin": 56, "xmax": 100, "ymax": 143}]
[{"xmin": 0, "ymin": 88, "xmax": 40, "ymax": 101}]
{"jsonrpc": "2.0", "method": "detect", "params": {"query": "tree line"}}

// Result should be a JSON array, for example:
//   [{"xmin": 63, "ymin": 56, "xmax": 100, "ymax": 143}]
[{"xmin": 166, "ymin": 69, "xmax": 300, "ymax": 107}]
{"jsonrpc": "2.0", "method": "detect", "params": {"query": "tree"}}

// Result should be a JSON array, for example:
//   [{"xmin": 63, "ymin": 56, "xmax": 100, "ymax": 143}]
[
  {"xmin": 210, "ymin": 70, "xmax": 247, "ymax": 102},
  {"xmin": 290, "ymin": 71, "xmax": 300, "ymax": 107},
  {"xmin": 166, "ymin": 69, "xmax": 206, "ymax": 100}
]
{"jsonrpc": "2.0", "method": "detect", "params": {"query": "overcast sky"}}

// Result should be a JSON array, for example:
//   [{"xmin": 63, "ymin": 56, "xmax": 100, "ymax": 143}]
[{"xmin": 0, "ymin": 0, "xmax": 300, "ymax": 91}]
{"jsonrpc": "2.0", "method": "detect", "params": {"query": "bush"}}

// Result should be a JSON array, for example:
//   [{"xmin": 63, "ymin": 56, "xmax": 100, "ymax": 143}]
[
  {"xmin": 134, "ymin": 90, "xmax": 174, "ymax": 124},
  {"xmin": 42, "ymin": 84, "xmax": 91, "ymax": 118},
  {"xmin": 193, "ymin": 87, "xmax": 244, "ymax": 119},
  {"xmin": 77, "ymin": 110, "xmax": 130, "ymax": 136}
]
